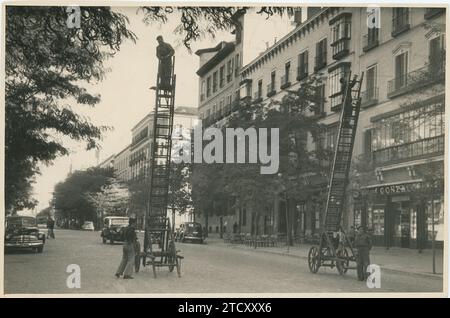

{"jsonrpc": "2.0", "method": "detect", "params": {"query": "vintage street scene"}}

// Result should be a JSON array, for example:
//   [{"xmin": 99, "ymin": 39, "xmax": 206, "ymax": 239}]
[{"xmin": 3, "ymin": 4, "xmax": 446, "ymax": 295}]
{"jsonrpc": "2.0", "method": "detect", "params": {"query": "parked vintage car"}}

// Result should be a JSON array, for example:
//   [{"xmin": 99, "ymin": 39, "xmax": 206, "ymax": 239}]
[
  {"xmin": 5, "ymin": 216, "xmax": 46, "ymax": 253},
  {"xmin": 100, "ymin": 216, "xmax": 129, "ymax": 244},
  {"xmin": 175, "ymin": 222, "xmax": 204, "ymax": 244}
]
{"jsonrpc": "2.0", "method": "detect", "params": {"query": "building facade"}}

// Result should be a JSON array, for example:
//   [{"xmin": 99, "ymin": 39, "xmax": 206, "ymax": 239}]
[{"xmin": 196, "ymin": 7, "xmax": 446, "ymax": 248}]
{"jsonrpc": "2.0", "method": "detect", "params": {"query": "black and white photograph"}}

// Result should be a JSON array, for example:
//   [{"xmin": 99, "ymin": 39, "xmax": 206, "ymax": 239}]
[{"xmin": 1, "ymin": 2, "xmax": 447, "ymax": 296}]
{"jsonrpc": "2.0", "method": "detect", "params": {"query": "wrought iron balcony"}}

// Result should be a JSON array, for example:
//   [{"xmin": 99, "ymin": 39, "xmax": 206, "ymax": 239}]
[
  {"xmin": 331, "ymin": 38, "xmax": 350, "ymax": 60},
  {"xmin": 297, "ymin": 65, "xmax": 308, "ymax": 81},
  {"xmin": 266, "ymin": 83, "xmax": 276, "ymax": 97},
  {"xmin": 361, "ymin": 87, "xmax": 379, "ymax": 108},
  {"xmin": 373, "ymin": 135, "xmax": 444, "ymax": 166},
  {"xmin": 280, "ymin": 72, "xmax": 291, "ymax": 90},
  {"xmin": 362, "ymin": 30, "xmax": 379, "ymax": 52},
  {"xmin": 387, "ymin": 62, "xmax": 445, "ymax": 98},
  {"xmin": 314, "ymin": 52, "xmax": 327, "ymax": 71}
]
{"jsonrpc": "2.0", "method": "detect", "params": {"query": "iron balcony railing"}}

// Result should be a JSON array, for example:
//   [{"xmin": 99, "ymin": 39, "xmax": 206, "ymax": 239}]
[
  {"xmin": 361, "ymin": 87, "xmax": 379, "ymax": 107},
  {"xmin": 373, "ymin": 135, "xmax": 444, "ymax": 166},
  {"xmin": 362, "ymin": 29, "xmax": 379, "ymax": 52},
  {"xmin": 387, "ymin": 62, "xmax": 445, "ymax": 98}
]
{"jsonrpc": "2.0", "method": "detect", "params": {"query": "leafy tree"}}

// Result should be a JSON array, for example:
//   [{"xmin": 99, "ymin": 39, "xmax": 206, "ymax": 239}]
[
  {"xmin": 85, "ymin": 178, "xmax": 131, "ymax": 228},
  {"xmin": 5, "ymin": 6, "xmax": 136, "ymax": 214},
  {"xmin": 192, "ymin": 74, "xmax": 329, "ymax": 242},
  {"xmin": 168, "ymin": 162, "xmax": 193, "ymax": 231},
  {"xmin": 53, "ymin": 167, "xmax": 113, "ymax": 226}
]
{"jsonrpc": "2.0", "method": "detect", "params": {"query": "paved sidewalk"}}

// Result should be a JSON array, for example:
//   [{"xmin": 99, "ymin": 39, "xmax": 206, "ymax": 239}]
[{"xmin": 205, "ymin": 236, "xmax": 444, "ymax": 278}]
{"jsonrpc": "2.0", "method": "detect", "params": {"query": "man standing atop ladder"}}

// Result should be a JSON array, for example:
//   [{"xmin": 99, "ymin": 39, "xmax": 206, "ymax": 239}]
[{"xmin": 156, "ymin": 35, "xmax": 175, "ymax": 91}]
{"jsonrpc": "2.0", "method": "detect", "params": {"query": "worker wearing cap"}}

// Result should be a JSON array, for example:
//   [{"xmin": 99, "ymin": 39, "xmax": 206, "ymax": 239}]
[
  {"xmin": 355, "ymin": 225, "xmax": 372, "ymax": 281},
  {"xmin": 156, "ymin": 35, "xmax": 175, "ymax": 90}
]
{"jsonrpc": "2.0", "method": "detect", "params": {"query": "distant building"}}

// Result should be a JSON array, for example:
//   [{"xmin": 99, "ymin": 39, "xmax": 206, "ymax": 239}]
[{"xmin": 98, "ymin": 154, "xmax": 115, "ymax": 170}]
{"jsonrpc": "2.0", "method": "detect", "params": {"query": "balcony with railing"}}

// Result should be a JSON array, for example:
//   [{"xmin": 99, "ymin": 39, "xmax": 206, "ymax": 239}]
[
  {"xmin": 266, "ymin": 83, "xmax": 276, "ymax": 97},
  {"xmin": 280, "ymin": 72, "xmax": 292, "ymax": 90},
  {"xmin": 331, "ymin": 38, "xmax": 350, "ymax": 60},
  {"xmin": 314, "ymin": 52, "xmax": 327, "ymax": 71},
  {"xmin": 297, "ymin": 65, "xmax": 308, "ymax": 81},
  {"xmin": 373, "ymin": 135, "xmax": 444, "ymax": 166},
  {"xmin": 424, "ymin": 8, "xmax": 445, "ymax": 20},
  {"xmin": 363, "ymin": 29, "xmax": 379, "ymax": 52},
  {"xmin": 392, "ymin": 10, "xmax": 410, "ymax": 37},
  {"xmin": 361, "ymin": 87, "xmax": 379, "ymax": 108},
  {"xmin": 387, "ymin": 62, "xmax": 445, "ymax": 98}
]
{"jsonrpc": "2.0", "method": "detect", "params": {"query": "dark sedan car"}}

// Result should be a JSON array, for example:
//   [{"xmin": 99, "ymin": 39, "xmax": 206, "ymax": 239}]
[
  {"xmin": 175, "ymin": 222, "xmax": 204, "ymax": 244},
  {"xmin": 5, "ymin": 216, "xmax": 46, "ymax": 253},
  {"xmin": 101, "ymin": 216, "xmax": 129, "ymax": 244}
]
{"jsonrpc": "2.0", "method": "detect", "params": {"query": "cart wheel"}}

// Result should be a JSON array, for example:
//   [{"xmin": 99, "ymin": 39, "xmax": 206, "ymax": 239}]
[
  {"xmin": 336, "ymin": 248, "xmax": 349, "ymax": 275},
  {"xmin": 168, "ymin": 240, "xmax": 176, "ymax": 272},
  {"xmin": 308, "ymin": 246, "xmax": 321, "ymax": 273}
]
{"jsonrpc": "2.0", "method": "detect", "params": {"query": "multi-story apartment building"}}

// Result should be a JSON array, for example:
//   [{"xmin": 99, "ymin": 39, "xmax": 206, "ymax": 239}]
[
  {"xmin": 98, "ymin": 154, "xmax": 115, "ymax": 170},
  {"xmin": 113, "ymin": 145, "xmax": 131, "ymax": 182},
  {"xmin": 197, "ymin": 7, "xmax": 446, "ymax": 249},
  {"xmin": 196, "ymin": 11, "xmax": 244, "ymax": 128},
  {"xmin": 129, "ymin": 112, "xmax": 154, "ymax": 181}
]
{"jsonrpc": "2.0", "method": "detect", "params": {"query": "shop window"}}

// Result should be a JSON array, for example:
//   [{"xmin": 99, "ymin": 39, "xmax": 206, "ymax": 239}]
[
  {"xmin": 410, "ymin": 209, "xmax": 417, "ymax": 239},
  {"xmin": 371, "ymin": 208, "xmax": 385, "ymax": 235},
  {"xmin": 315, "ymin": 210, "xmax": 320, "ymax": 231},
  {"xmin": 426, "ymin": 198, "xmax": 445, "ymax": 242}
]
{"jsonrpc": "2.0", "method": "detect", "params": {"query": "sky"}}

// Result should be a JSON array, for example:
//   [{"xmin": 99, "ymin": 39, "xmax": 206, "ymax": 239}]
[{"xmin": 29, "ymin": 6, "xmax": 297, "ymax": 214}]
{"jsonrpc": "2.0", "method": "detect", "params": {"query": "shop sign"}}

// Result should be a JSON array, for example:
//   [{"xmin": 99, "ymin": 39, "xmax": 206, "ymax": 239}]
[{"xmin": 371, "ymin": 182, "xmax": 422, "ymax": 195}]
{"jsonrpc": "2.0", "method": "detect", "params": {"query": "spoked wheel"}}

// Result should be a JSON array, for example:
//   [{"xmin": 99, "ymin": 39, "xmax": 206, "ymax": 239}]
[
  {"xmin": 167, "ymin": 240, "xmax": 176, "ymax": 273},
  {"xmin": 308, "ymin": 246, "xmax": 321, "ymax": 273},
  {"xmin": 336, "ymin": 248, "xmax": 349, "ymax": 275}
]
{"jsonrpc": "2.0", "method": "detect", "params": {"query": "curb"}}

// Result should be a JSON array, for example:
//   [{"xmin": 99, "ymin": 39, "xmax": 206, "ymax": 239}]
[{"xmin": 222, "ymin": 243, "xmax": 443, "ymax": 279}]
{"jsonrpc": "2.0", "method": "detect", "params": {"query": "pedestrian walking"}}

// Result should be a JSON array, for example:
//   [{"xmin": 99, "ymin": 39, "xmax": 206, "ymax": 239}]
[
  {"xmin": 355, "ymin": 226, "xmax": 372, "ymax": 281},
  {"xmin": 47, "ymin": 217, "xmax": 55, "ymax": 239},
  {"xmin": 115, "ymin": 218, "xmax": 138, "ymax": 279}
]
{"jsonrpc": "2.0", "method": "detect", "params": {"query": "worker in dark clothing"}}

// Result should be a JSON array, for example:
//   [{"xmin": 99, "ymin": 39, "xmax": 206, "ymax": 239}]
[
  {"xmin": 355, "ymin": 226, "xmax": 372, "ymax": 281},
  {"xmin": 340, "ymin": 75, "xmax": 357, "ymax": 128},
  {"xmin": 47, "ymin": 217, "xmax": 55, "ymax": 239},
  {"xmin": 156, "ymin": 35, "xmax": 175, "ymax": 91},
  {"xmin": 115, "ymin": 218, "xmax": 137, "ymax": 279}
]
